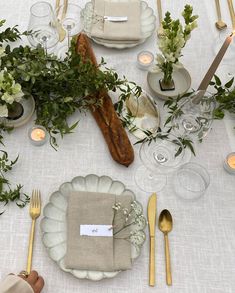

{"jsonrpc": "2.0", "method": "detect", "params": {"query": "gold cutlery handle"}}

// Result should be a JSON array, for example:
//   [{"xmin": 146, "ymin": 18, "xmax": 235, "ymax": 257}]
[
  {"xmin": 215, "ymin": 0, "xmax": 222, "ymax": 20},
  {"xmin": 27, "ymin": 219, "xmax": 36, "ymax": 273},
  {"xmin": 149, "ymin": 236, "xmax": 155, "ymax": 286},
  {"xmin": 157, "ymin": 0, "xmax": 163, "ymax": 23},
  {"xmin": 164, "ymin": 234, "xmax": 172, "ymax": 286},
  {"xmin": 227, "ymin": 0, "xmax": 235, "ymax": 30}
]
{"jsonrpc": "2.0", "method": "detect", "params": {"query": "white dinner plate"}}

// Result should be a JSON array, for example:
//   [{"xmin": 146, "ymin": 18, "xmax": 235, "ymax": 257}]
[
  {"xmin": 81, "ymin": 1, "xmax": 156, "ymax": 49},
  {"xmin": 41, "ymin": 174, "xmax": 146, "ymax": 281}
]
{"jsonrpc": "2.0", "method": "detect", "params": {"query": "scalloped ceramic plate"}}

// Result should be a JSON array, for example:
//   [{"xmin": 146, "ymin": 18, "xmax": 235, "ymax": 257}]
[
  {"xmin": 41, "ymin": 174, "xmax": 146, "ymax": 281},
  {"xmin": 81, "ymin": 1, "xmax": 156, "ymax": 49}
]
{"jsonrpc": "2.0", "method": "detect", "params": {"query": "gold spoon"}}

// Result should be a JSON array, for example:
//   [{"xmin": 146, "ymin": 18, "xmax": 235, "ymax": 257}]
[
  {"xmin": 215, "ymin": 0, "xmax": 227, "ymax": 30},
  {"xmin": 158, "ymin": 209, "xmax": 173, "ymax": 286}
]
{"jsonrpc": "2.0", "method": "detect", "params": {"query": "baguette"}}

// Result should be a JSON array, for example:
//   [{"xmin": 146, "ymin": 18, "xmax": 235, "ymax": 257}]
[{"xmin": 76, "ymin": 33, "xmax": 134, "ymax": 167}]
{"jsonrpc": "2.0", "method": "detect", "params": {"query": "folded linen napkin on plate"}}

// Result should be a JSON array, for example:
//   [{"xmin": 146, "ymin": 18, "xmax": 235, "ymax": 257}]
[
  {"xmin": 90, "ymin": 0, "xmax": 141, "ymax": 41},
  {"xmin": 64, "ymin": 191, "xmax": 133, "ymax": 271}
]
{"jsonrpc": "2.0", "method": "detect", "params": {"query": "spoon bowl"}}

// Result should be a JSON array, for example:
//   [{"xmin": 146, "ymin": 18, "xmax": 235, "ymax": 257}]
[
  {"xmin": 215, "ymin": 20, "xmax": 227, "ymax": 30},
  {"xmin": 158, "ymin": 209, "xmax": 173, "ymax": 286},
  {"xmin": 158, "ymin": 209, "xmax": 173, "ymax": 233}
]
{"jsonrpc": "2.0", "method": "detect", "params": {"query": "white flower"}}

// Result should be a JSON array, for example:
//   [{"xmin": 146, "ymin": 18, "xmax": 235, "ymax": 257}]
[
  {"xmin": 1, "ymin": 92, "xmax": 14, "ymax": 104},
  {"xmin": 0, "ymin": 104, "xmax": 8, "ymax": 117},
  {"xmin": 13, "ymin": 92, "xmax": 24, "ymax": 102},
  {"xmin": 164, "ymin": 52, "xmax": 176, "ymax": 63},
  {"xmin": 11, "ymin": 82, "xmax": 22, "ymax": 94}
]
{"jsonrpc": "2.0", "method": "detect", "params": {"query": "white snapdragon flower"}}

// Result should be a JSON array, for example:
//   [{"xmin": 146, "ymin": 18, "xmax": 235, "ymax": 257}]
[
  {"xmin": 0, "ymin": 104, "xmax": 8, "ymax": 117},
  {"xmin": 164, "ymin": 52, "xmax": 176, "ymax": 63},
  {"xmin": 1, "ymin": 92, "xmax": 14, "ymax": 104},
  {"xmin": 190, "ymin": 21, "xmax": 198, "ymax": 30}
]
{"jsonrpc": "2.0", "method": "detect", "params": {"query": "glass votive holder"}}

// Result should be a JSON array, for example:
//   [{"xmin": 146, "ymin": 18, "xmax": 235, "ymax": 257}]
[
  {"xmin": 137, "ymin": 51, "xmax": 154, "ymax": 70},
  {"xmin": 224, "ymin": 152, "xmax": 235, "ymax": 175},
  {"xmin": 28, "ymin": 125, "xmax": 47, "ymax": 146},
  {"xmin": 173, "ymin": 162, "xmax": 210, "ymax": 201}
]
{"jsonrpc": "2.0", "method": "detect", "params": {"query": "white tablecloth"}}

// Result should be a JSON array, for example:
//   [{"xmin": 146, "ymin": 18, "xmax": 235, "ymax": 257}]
[{"xmin": 0, "ymin": 0, "xmax": 235, "ymax": 292}]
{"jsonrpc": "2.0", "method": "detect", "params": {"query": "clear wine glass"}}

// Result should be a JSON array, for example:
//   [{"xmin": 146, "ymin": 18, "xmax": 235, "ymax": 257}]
[
  {"xmin": 171, "ymin": 90, "xmax": 216, "ymax": 142},
  {"xmin": 135, "ymin": 132, "xmax": 186, "ymax": 192},
  {"xmin": 56, "ymin": 3, "xmax": 82, "ymax": 59},
  {"xmin": 27, "ymin": 1, "xmax": 59, "ymax": 51}
]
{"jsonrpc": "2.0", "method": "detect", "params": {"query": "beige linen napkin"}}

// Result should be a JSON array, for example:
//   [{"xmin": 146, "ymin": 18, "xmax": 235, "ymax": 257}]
[
  {"xmin": 90, "ymin": 0, "xmax": 141, "ymax": 41},
  {"xmin": 64, "ymin": 191, "xmax": 133, "ymax": 271}
]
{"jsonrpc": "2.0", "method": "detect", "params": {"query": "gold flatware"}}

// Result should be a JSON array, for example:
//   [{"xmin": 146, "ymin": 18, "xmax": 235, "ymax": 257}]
[
  {"xmin": 158, "ymin": 209, "xmax": 173, "ymax": 286},
  {"xmin": 147, "ymin": 192, "xmax": 157, "ymax": 286},
  {"xmin": 215, "ymin": 0, "xmax": 227, "ymax": 30},
  {"xmin": 157, "ymin": 0, "xmax": 164, "ymax": 38},
  {"xmin": 56, "ymin": 0, "xmax": 66, "ymax": 42},
  {"xmin": 227, "ymin": 0, "xmax": 235, "ymax": 30},
  {"xmin": 27, "ymin": 190, "xmax": 41, "ymax": 274},
  {"xmin": 62, "ymin": 0, "xmax": 68, "ymax": 20}
]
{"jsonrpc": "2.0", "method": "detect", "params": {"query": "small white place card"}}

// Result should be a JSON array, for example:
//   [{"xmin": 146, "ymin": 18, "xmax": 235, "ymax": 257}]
[{"xmin": 80, "ymin": 225, "xmax": 113, "ymax": 237}]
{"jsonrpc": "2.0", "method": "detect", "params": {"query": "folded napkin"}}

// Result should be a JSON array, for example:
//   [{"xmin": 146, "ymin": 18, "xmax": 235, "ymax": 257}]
[
  {"xmin": 90, "ymin": 0, "xmax": 141, "ymax": 41},
  {"xmin": 64, "ymin": 191, "xmax": 133, "ymax": 271}
]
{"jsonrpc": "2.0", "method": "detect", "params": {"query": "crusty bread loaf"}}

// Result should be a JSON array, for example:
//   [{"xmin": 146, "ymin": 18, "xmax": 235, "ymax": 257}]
[{"xmin": 76, "ymin": 33, "xmax": 134, "ymax": 167}]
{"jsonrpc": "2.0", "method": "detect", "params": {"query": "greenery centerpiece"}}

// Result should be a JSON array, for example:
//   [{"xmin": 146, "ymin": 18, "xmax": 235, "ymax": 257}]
[
  {"xmin": 0, "ymin": 20, "xmax": 140, "ymax": 148},
  {"xmin": 155, "ymin": 5, "xmax": 198, "ymax": 90},
  {"xmin": 0, "ymin": 19, "xmax": 141, "ymax": 213}
]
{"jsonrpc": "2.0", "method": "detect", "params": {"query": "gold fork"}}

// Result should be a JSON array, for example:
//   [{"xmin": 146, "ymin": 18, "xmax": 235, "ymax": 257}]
[{"xmin": 26, "ymin": 190, "xmax": 41, "ymax": 274}]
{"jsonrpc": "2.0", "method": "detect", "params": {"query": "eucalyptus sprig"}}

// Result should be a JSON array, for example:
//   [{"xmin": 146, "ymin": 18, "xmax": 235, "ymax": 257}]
[
  {"xmin": 210, "ymin": 74, "xmax": 235, "ymax": 120},
  {"xmin": 0, "ymin": 150, "xmax": 29, "ymax": 214},
  {"xmin": 0, "ymin": 20, "xmax": 142, "ymax": 148},
  {"xmin": 0, "ymin": 19, "xmax": 28, "ymax": 43}
]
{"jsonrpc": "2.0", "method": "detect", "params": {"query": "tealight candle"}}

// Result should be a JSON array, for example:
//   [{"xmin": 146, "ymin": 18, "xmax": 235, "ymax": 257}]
[
  {"xmin": 137, "ymin": 51, "xmax": 154, "ymax": 70},
  {"xmin": 224, "ymin": 152, "xmax": 235, "ymax": 175},
  {"xmin": 28, "ymin": 125, "xmax": 47, "ymax": 146}
]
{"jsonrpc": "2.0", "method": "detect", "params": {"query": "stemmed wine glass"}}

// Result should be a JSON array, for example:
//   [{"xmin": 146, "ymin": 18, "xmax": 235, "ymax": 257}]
[
  {"xmin": 56, "ymin": 3, "xmax": 82, "ymax": 59},
  {"xmin": 27, "ymin": 2, "xmax": 59, "ymax": 51},
  {"xmin": 135, "ymin": 132, "xmax": 186, "ymax": 192},
  {"xmin": 171, "ymin": 90, "xmax": 216, "ymax": 142}
]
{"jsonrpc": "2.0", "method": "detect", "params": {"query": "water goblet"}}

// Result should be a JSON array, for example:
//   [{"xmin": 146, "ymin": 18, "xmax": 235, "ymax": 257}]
[
  {"xmin": 171, "ymin": 90, "xmax": 216, "ymax": 142},
  {"xmin": 27, "ymin": 1, "xmax": 59, "ymax": 51},
  {"xmin": 135, "ymin": 132, "xmax": 186, "ymax": 192},
  {"xmin": 56, "ymin": 3, "xmax": 82, "ymax": 59}
]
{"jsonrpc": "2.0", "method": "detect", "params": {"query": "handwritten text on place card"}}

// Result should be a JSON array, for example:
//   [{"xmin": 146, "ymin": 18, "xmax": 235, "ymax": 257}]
[{"xmin": 80, "ymin": 225, "xmax": 113, "ymax": 237}]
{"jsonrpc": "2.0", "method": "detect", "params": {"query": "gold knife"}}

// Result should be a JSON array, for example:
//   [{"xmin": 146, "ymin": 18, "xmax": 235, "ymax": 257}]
[
  {"xmin": 227, "ymin": 0, "xmax": 235, "ymax": 30},
  {"xmin": 147, "ymin": 192, "xmax": 157, "ymax": 286}
]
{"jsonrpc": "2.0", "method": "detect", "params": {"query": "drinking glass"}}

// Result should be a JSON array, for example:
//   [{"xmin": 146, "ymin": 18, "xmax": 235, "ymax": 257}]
[
  {"xmin": 135, "ymin": 132, "xmax": 186, "ymax": 192},
  {"xmin": 173, "ymin": 162, "xmax": 210, "ymax": 201},
  {"xmin": 171, "ymin": 90, "xmax": 216, "ymax": 141},
  {"xmin": 28, "ymin": 1, "xmax": 59, "ymax": 50},
  {"xmin": 56, "ymin": 3, "xmax": 82, "ymax": 58}
]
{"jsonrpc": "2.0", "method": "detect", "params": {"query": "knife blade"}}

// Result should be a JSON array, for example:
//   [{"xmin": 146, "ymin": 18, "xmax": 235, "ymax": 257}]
[{"xmin": 147, "ymin": 192, "xmax": 157, "ymax": 286}]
